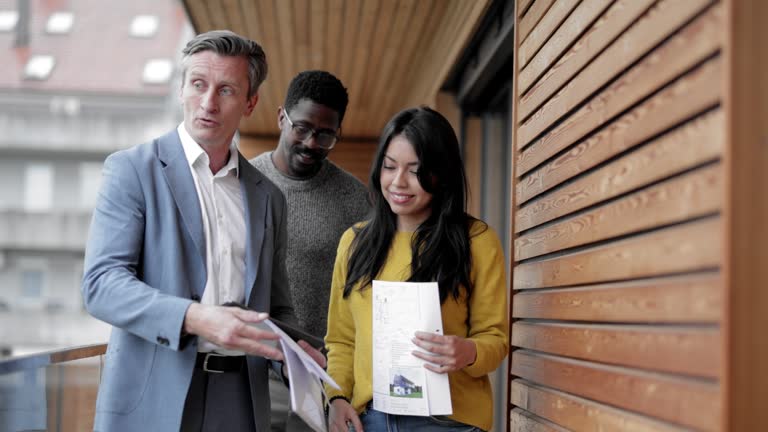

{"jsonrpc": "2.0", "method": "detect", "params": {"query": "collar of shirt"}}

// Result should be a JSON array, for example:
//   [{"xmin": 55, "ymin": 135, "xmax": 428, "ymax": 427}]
[{"xmin": 177, "ymin": 123, "xmax": 240, "ymax": 178}]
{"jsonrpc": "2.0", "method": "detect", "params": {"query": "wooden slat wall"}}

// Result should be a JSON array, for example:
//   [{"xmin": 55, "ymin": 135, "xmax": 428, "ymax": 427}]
[{"xmin": 509, "ymin": 1, "xmax": 724, "ymax": 430}]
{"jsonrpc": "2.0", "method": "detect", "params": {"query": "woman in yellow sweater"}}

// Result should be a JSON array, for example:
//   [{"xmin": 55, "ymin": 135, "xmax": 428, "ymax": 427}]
[{"xmin": 325, "ymin": 107, "xmax": 508, "ymax": 432}]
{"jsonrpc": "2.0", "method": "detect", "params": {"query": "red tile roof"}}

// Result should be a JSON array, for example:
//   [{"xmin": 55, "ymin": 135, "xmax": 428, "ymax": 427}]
[{"xmin": 0, "ymin": 0, "xmax": 189, "ymax": 95}]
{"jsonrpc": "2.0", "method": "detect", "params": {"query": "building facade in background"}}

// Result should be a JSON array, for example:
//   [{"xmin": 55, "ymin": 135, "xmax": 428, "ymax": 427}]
[{"xmin": 0, "ymin": 0, "xmax": 191, "ymax": 356}]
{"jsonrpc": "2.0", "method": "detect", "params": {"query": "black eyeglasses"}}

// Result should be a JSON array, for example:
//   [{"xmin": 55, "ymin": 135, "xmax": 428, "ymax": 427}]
[{"xmin": 282, "ymin": 109, "xmax": 339, "ymax": 150}]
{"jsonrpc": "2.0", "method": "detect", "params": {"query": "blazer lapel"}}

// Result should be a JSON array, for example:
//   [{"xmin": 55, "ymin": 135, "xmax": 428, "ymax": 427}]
[
  {"xmin": 239, "ymin": 154, "xmax": 266, "ymax": 305},
  {"xmin": 159, "ymin": 132, "xmax": 206, "ymax": 293}
]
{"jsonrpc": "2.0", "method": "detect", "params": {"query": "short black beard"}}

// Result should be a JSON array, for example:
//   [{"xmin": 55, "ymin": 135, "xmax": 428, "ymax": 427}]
[
  {"xmin": 294, "ymin": 145, "xmax": 324, "ymax": 161},
  {"xmin": 288, "ymin": 147, "xmax": 324, "ymax": 178}
]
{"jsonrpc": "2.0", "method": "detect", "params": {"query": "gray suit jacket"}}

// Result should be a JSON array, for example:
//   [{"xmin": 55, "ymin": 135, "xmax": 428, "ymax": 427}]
[{"xmin": 82, "ymin": 130, "xmax": 294, "ymax": 432}]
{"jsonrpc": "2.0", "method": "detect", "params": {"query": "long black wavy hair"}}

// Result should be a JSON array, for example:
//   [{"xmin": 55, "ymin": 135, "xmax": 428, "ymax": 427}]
[{"xmin": 343, "ymin": 107, "xmax": 483, "ymax": 303}]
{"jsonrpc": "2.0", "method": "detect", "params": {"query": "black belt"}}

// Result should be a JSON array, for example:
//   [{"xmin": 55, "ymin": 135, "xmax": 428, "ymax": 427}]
[{"xmin": 195, "ymin": 352, "xmax": 246, "ymax": 373}]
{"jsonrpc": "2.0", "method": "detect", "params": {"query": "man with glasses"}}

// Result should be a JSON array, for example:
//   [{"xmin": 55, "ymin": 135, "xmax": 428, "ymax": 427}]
[{"xmin": 250, "ymin": 70, "xmax": 368, "ymax": 431}]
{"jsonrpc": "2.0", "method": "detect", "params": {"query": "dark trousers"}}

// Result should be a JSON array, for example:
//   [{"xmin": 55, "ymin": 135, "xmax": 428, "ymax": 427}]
[{"xmin": 180, "ymin": 362, "xmax": 257, "ymax": 432}]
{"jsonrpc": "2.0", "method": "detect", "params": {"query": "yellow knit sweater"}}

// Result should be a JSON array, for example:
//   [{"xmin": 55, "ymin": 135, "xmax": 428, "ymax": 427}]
[{"xmin": 325, "ymin": 221, "xmax": 509, "ymax": 431}]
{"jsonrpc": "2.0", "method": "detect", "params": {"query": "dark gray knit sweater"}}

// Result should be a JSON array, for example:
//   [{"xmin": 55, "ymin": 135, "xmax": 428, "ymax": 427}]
[{"xmin": 250, "ymin": 152, "xmax": 369, "ymax": 338}]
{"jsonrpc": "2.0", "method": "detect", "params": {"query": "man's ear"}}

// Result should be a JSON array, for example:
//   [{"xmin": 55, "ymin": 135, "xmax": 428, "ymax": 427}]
[
  {"xmin": 277, "ymin": 106, "xmax": 284, "ymax": 129},
  {"xmin": 244, "ymin": 92, "xmax": 259, "ymax": 116},
  {"xmin": 178, "ymin": 70, "xmax": 186, "ymax": 100}
]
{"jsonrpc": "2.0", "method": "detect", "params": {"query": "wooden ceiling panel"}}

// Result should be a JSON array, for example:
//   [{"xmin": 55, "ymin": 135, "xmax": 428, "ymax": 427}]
[
  {"xmin": 337, "ymin": 0, "xmax": 362, "ymax": 88},
  {"xmin": 181, "ymin": 0, "xmax": 490, "ymax": 139},
  {"xmin": 325, "ymin": 0, "xmax": 344, "ymax": 73},
  {"xmin": 275, "ymin": 1, "xmax": 296, "ymax": 98},
  {"xmin": 294, "ymin": 0, "xmax": 311, "ymax": 73},
  {"xmin": 309, "ymin": 0, "xmax": 326, "ymax": 70},
  {"xmin": 206, "ymin": 0, "xmax": 230, "ymax": 29},
  {"xmin": 184, "ymin": 1, "xmax": 213, "ymax": 35},
  {"xmin": 376, "ymin": 0, "xmax": 444, "ymax": 124},
  {"xmin": 357, "ymin": 0, "xmax": 415, "ymax": 120},
  {"xmin": 238, "ymin": 1, "xmax": 273, "ymax": 129},
  {"xmin": 354, "ymin": 0, "xmax": 393, "ymax": 112},
  {"xmin": 344, "ymin": 0, "xmax": 380, "ymax": 136},
  {"xmin": 221, "ymin": 0, "xmax": 247, "ymax": 35}
]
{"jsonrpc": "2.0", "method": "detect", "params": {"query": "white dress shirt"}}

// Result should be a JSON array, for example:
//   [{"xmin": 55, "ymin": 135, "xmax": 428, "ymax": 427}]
[{"xmin": 178, "ymin": 124, "xmax": 246, "ymax": 353}]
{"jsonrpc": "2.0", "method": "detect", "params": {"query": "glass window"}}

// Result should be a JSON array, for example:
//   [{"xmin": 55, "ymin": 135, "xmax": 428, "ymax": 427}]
[
  {"xmin": 79, "ymin": 162, "xmax": 103, "ymax": 209},
  {"xmin": 49, "ymin": 96, "xmax": 81, "ymax": 116},
  {"xmin": 24, "ymin": 163, "xmax": 53, "ymax": 211},
  {"xmin": 20, "ymin": 270, "xmax": 44, "ymax": 298},
  {"xmin": 24, "ymin": 55, "xmax": 55, "ymax": 80},
  {"xmin": 130, "ymin": 15, "xmax": 159, "ymax": 38},
  {"xmin": 481, "ymin": 110, "xmax": 511, "ymax": 253},
  {"xmin": 0, "ymin": 10, "xmax": 19, "ymax": 32},
  {"xmin": 142, "ymin": 59, "xmax": 172, "ymax": 84},
  {"xmin": 46, "ymin": 12, "xmax": 74, "ymax": 34}
]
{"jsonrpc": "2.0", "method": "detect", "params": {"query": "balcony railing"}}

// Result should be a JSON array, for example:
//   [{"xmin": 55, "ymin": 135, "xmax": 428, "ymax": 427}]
[
  {"xmin": 0, "ymin": 210, "xmax": 92, "ymax": 251},
  {"xmin": 0, "ymin": 343, "xmax": 106, "ymax": 432}
]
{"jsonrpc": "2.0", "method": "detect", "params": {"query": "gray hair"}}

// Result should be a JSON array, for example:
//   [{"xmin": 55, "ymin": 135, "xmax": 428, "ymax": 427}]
[{"xmin": 181, "ymin": 30, "xmax": 267, "ymax": 99}]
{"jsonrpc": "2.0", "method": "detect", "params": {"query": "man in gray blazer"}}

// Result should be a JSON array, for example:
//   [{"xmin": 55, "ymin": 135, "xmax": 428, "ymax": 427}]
[{"xmin": 82, "ymin": 30, "xmax": 322, "ymax": 432}]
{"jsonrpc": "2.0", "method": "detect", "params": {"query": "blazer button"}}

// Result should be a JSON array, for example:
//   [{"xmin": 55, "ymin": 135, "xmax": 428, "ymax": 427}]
[
  {"xmin": 157, "ymin": 336, "xmax": 169, "ymax": 346},
  {"xmin": 191, "ymin": 294, "xmax": 201, "ymax": 301}
]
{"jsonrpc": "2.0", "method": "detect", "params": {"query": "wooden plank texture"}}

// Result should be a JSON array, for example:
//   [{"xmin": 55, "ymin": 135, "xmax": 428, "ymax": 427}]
[
  {"xmin": 50, "ymin": 344, "xmax": 107, "ymax": 363},
  {"xmin": 511, "ymin": 351, "xmax": 721, "ymax": 430},
  {"xmin": 518, "ymin": 0, "xmax": 580, "ymax": 69},
  {"xmin": 518, "ymin": 0, "xmax": 555, "ymax": 44},
  {"xmin": 510, "ymin": 379, "xmax": 687, "ymax": 432},
  {"xmin": 309, "ymin": 0, "xmax": 327, "ymax": 70},
  {"xmin": 344, "ymin": 0, "xmax": 380, "ymax": 121},
  {"xmin": 204, "ymin": 0, "xmax": 228, "ymax": 29},
  {"xmin": 325, "ymin": 0, "xmax": 344, "ymax": 74},
  {"xmin": 359, "ymin": 0, "xmax": 418, "ymax": 117},
  {"xmin": 512, "ymin": 321, "xmax": 720, "ymax": 377},
  {"xmin": 221, "ymin": 0, "xmax": 247, "ymax": 44},
  {"xmin": 410, "ymin": 0, "xmax": 490, "ymax": 108},
  {"xmin": 518, "ymin": 0, "xmax": 613, "ymax": 94},
  {"xmin": 337, "ymin": 0, "xmax": 362, "ymax": 89},
  {"xmin": 518, "ymin": 0, "xmax": 535, "ymax": 18},
  {"xmin": 516, "ymin": 108, "xmax": 723, "ymax": 233},
  {"xmin": 237, "ymin": 0, "xmax": 272, "ymax": 128},
  {"xmin": 409, "ymin": 0, "xmax": 469, "ymax": 105},
  {"xmin": 183, "ymin": 0, "xmax": 212, "ymax": 31},
  {"xmin": 275, "ymin": 0, "xmax": 297, "ymax": 98},
  {"xmin": 512, "ymin": 273, "xmax": 722, "ymax": 322},
  {"xmin": 376, "ymin": 0, "xmax": 445, "ymax": 118},
  {"xmin": 515, "ymin": 164, "xmax": 722, "ymax": 260},
  {"xmin": 355, "ymin": 0, "xmax": 397, "ymax": 110},
  {"xmin": 509, "ymin": 1, "xmax": 731, "ymax": 431},
  {"xmin": 514, "ymin": 217, "xmax": 721, "ymax": 289},
  {"xmin": 510, "ymin": 407, "xmax": 568, "ymax": 432},
  {"xmin": 184, "ymin": 0, "xmax": 487, "ymax": 140},
  {"xmin": 516, "ymin": 76, "xmax": 723, "ymax": 207},
  {"xmin": 519, "ymin": 0, "xmax": 654, "ymax": 99},
  {"xmin": 517, "ymin": 1, "xmax": 719, "ymax": 151},
  {"xmin": 293, "ymin": 0, "xmax": 312, "ymax": 72}
]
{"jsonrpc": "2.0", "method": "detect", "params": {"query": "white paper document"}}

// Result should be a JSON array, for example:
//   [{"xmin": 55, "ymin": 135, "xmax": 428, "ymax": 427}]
[
  {"xmin": 371, "ymin": 280, "xmax": 452, "ymax": 416},
  {"xmin": 261, "ymin": 320, "xmax": 340, "ymax": 432}
]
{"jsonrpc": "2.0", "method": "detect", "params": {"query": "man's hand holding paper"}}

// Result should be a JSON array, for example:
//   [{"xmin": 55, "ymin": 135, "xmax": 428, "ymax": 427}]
[{"xmin": 184, "ymin": 303, "xmax": 285, "ymax": 360}]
